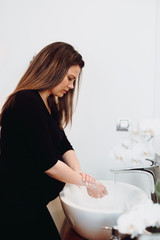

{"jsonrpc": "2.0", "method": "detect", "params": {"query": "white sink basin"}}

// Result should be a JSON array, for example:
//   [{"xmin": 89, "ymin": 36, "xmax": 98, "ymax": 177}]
[{"xmin": 59, "ymin": 180, "xmax": 148, "ymax": 240}]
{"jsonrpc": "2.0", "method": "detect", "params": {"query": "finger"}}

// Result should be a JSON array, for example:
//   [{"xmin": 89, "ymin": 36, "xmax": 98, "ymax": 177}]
[
  {"xmin": 85, "ymin": 175, "xmax": 96, "ymax": 185},
  {"xmin": 79, "ymin": 172, "xmax": 95, "ymax": 185},
  {"xmin": 103, "ymin": 187, "xmax": 108, "ymax": 195},
  {"xmin": 94, "ymin": 194, "xmax": 98, "ymax": 199},
  {"xmin": 89, "ymin": 176, "xmax": 96, "ymax": 184},
  {"xmin": 97, "ymin": 192, "xmax": 104, "ymax": 198},
  {"xmin": 99, "ymin": 184, "xmax": 107, "ymax": 195},
  {"xmin": 79, "ymin": 172, "xmax": 86, "ymax": 183},
  {"xmin": 85, "ymin": 175, "xmax": 90, "ymax": 185},
  {"xmin": 79, "ymin": 172, "xmax": 89, "ymax": 183}
]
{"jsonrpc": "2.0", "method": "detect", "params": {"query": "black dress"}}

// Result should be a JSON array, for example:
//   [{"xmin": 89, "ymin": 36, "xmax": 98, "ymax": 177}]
[{"xmin": 0, "ymin": 90, "xmax": 73, "ymax": 239}]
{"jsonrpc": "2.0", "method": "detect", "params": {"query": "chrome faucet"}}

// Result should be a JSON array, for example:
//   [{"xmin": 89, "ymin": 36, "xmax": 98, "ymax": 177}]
[{"xmin": 110, "ymin": 158, "xmax": 159, "ymax": 203}]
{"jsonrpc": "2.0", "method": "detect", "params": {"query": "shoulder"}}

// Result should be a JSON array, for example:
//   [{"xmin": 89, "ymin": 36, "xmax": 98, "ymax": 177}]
[
  {"xmin": 13, "ymin": 90, "xmax": 41, "ymax": 108},
  {"xmin": 10, "ymin": 90, "xmax": 44, "ymax": 117},
  {"xmin": 14, "ymin": 90, "xmax": 39, "ymax": 103},
  {"xmin": 2, "ymin": 90, "xmax": 45, "ymax": 125}
]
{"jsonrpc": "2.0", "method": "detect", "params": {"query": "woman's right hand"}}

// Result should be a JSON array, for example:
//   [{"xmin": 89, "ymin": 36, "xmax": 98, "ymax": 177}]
[
  {"xmin": 79, "ymin": 172, "xmax": 96, "ymax": 186},
  {"xmin": 86, "ymin": 181, "xmax": 107, "ymax": 199}
]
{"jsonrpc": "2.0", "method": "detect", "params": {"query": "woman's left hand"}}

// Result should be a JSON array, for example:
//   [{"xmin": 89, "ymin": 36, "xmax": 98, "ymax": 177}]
[
  {"xmin": 79, "ymin": 172, "xmax": 96, "ymax": 186},
  {"xmin": 86, "ymin": 181, "xmax": 107, "ymax": 198}
]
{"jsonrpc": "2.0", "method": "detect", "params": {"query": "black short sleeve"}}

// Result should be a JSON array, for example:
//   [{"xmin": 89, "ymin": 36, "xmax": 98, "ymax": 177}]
[
  {"xmin": 58, "ymin": 130, "xmax": 74, "ymax": 156},
  {"xmin": 3, "ymin": 90, "xmax": 60, "ymax": 172}
]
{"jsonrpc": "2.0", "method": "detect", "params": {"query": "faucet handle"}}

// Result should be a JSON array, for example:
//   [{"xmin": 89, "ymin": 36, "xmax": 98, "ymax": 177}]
[{"xmin": 145, "ymin": 158, "xmax": 157, "ymax": 166}]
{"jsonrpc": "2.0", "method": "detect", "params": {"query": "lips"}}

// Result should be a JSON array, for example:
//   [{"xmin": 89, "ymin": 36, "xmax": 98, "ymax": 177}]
[{"xmin": 63, "ymin": 89, "xmax": 68, "ymax": 94}]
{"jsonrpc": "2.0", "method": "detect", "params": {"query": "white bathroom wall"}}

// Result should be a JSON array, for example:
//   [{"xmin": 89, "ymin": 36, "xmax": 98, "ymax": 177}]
[
  {"xmin": 0, "ymin": 0, "xmax": 159, "ymax": 192},
  {"xmin": 155, "ymin": 0, "xmax": 160, "ymax": 118}
]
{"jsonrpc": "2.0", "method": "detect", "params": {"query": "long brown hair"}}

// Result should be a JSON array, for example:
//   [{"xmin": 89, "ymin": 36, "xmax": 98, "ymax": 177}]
[{"xmin": 0, "ymin": 42, "xmax": 85, "ymax": 128}]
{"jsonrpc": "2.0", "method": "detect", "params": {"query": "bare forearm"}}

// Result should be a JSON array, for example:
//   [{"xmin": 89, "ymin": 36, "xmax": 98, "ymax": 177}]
[
  {"xmin": 62, "ymin": 150, "xmax": 81, "ymax": 172},
  {"xmin": 44, "ymin": 160, "xmax": 107, "ymax": 198},
  {"xmin": 44, "ymin": 160, "xmax": 83, "ymax": 186},
  {"xmin": 62, "ymin": 150, "xmax": 95, "ymax": 185}
]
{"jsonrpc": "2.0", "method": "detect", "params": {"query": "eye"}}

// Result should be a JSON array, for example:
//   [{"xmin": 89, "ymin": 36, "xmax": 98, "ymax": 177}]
[{"xmin": 68, "ymin": 76, "xmax": 76, "ymax": 82}]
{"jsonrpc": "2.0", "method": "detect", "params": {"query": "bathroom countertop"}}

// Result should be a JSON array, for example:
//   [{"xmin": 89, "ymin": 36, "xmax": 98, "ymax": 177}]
[
  {"xmin": 62, "ymin": 220, "xmax": 84, "ymax": 240},
  {"xmin": 62, "ymin": 220, "xmax": 136, "ymax": 240}
]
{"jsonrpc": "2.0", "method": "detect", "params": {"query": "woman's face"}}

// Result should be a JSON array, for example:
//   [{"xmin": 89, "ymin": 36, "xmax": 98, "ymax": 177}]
[{"xmin": 51, "ymin": 65, "xmax": 81, "ymax": 97}]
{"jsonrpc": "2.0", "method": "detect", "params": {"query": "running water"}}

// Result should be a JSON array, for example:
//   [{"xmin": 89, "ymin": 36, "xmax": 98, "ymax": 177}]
[
  {"xmin": 114, "ymin": 173, "xmax": 118, "ymax": 184},
  {"xmin": 112, "ymin": 173, "xmax": 119, "ymax": 207}
]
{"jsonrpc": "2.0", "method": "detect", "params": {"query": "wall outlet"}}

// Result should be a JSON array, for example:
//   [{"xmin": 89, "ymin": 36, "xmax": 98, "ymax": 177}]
[{"xmin": 116, "ymin": 119, "xmax": 130, "ymax": 131}]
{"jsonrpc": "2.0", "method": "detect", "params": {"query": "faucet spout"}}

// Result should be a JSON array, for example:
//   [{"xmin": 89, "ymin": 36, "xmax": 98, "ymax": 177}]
[{"xmin": 110, "ymin": 159, "xmax": 159, "ymax": 203}]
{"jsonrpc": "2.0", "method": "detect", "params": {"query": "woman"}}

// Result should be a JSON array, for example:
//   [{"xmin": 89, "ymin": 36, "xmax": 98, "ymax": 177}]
[{"xmin": 0, "ymin": 42, "xmax": 107, "ymax": 239}]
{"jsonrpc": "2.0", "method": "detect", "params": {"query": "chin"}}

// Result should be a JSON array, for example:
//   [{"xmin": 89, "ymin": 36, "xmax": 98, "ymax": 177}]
[{"xmin": 57, "ymin": 93, "xmax": 64, "ymax": 98}]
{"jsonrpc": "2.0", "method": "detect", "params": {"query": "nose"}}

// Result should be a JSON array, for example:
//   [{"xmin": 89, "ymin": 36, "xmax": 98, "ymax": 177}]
[{"xmin": 68, "ymin": 81, "xmax": 74, "ymax": 89}]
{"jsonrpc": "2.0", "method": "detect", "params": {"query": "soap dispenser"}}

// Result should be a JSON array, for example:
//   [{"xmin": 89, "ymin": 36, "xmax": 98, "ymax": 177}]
[
  {"xmin": 102, "ymin": 226, "xmax": 121, "ymax": 240},
  {"xmin": 110, "ymin": 227, "xmax": 121, "ymax": 240}
]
